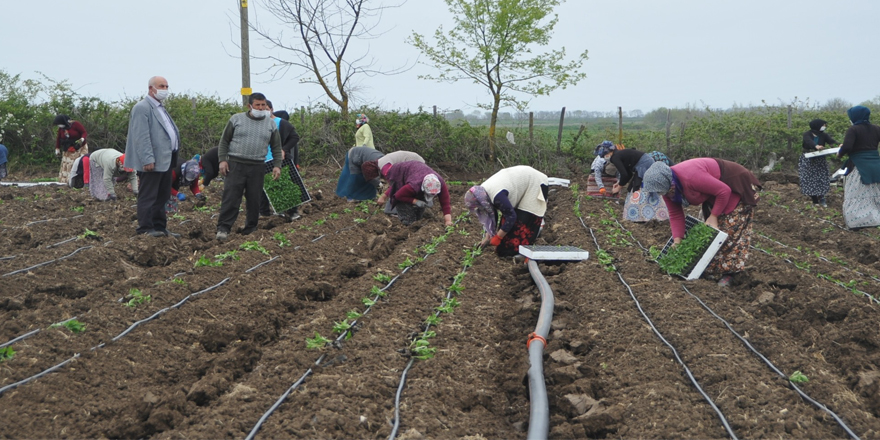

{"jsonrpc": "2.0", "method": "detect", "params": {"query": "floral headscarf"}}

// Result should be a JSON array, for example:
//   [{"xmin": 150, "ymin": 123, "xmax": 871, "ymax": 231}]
[
  {"xmin": 464, "ymin": 185, "xmax": 496, "ymax": 235},
  {"xmin": 182, "ymin": 160, "xmax": 200, "ymax": 184},
  {"xmin": 594, "ymin": 140, "xmax": 616, "ymax": 157},
  {"xmin": 356, "ymin": 113, "xmax": 369, "ymax": 127},
  {"xmin": 422, "ymin": 174, "xmax": 441, "ymax": 201}
]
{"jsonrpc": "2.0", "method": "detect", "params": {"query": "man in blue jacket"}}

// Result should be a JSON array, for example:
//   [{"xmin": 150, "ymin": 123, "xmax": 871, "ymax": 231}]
[{"xmin": 124, "ymin": 76, "xmax": 181, "ymax": 238}]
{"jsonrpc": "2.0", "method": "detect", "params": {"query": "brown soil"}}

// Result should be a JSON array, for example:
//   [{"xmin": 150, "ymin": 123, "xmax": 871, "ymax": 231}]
[{"xmin": 1, "ymin": 167, "xmax": 879, "ymax": 439}]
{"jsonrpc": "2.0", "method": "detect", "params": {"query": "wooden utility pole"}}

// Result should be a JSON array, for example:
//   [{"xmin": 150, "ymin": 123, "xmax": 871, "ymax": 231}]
[
  {"xmin": 665, "ymin": 108, "xmax": 671, "ymax": 150},
  {"xmin": 618, "ymin": 107, "xmax": 623, "ymax": 145},
  {"xmin": 529, "ymin": 112, "xmax": 534, "ymax": 147},
  {"xmin": 240, "ymin": 0, "xmax": 252, "ymax": 107},
  {"xmin": 556, "ymin": 107, "xmax": 566, "ymax": 153},
  {"xmin": 786, "ymin": 105, "xmax": 792, "ymax": 151}
]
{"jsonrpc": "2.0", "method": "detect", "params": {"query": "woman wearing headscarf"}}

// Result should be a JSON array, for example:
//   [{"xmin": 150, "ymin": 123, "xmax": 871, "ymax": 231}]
[
  {"xmin": 642, "ymin": 158, "xmax": 761, "ymax": 286},
  {"xmin": 354, "ymin": 113, "xmax": 375, "ymax": 149},
  {"xmin": 464, "ymin": 165, "xmax": 549, "ymax": 257},
  {"xmin": 53, "ymin": 114, "xmax": 89, "ymax": 183},
  {"xmin": 800, "ymin": 119, "xmax": 840, "ymax": 207},
  {"xmin": 605, "ymin": 147, "xmax": 654, "ymax": 195},
  {"xmin": 170, "ymin": 158, "xmax": 204, "ymax": 201},
  {"xmin": 371, "ymin": 150, "xmax": 425, "ymax": 212},
  {"xmin": 589, "ymin": 141, "xmax": 616, "ymax": 196},
  {"xmin": 335, "ymin": 145, "xmax": 385, "ymax": 201},
  {"xmin": 382, "ymin": 161, "xmax": 452, "ymax": 226},
  {"xmin": 837, "ymin": 106, "xmax": 880, "ymax": 229}
]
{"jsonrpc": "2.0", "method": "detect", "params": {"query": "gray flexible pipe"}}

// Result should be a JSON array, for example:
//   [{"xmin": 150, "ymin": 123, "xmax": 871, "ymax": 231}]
[{"xmin": 526, "ymin": 258, "xmax": 554, "ymax": 440}]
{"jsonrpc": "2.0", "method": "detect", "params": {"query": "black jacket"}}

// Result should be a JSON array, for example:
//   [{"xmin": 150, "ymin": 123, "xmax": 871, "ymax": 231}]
[{"xmin": 200, "ymin": 146, "xmax": 220, "ymax": 187}]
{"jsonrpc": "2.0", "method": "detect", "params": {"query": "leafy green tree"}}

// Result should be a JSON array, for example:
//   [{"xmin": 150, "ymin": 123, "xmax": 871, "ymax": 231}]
[{"xmin": 409, "ymin": 0, "xmax": 588, "ymax": 162}]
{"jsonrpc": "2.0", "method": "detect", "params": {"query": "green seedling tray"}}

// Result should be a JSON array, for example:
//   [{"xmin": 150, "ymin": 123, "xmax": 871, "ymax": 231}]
[
  {"xmin": 659, "ymin": 215, "xmax": 727, "ymax": 280},
  {"xmin": 263, "ymin": 160, "xmax": 312, "ymax": 214}
]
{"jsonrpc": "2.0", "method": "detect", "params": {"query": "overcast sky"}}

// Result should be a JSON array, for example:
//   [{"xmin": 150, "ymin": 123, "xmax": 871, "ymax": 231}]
[{"xmin": 2, "ymin": 0, "xmax": 879, "ymax": 115}]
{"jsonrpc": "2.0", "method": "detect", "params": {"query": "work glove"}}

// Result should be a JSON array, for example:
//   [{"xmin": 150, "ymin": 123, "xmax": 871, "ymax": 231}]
[
  {"xmin": 107, "ymin": 194, "xmax": 117, "ymax": 202},
  {"xmin": 413, "ymin": 199, "xmax": 427, "ymax": 208},
  {"xmin": 490, "ymin": 235, "xmax": 502, "ymax": 247},
  {"xmin": 194, "ymin": 193, "xmax": 206, "ymax": 201},
  {"xmin": 598, "ymin": 187, "xmax": 606, "ymax": 195},
  {"xmin": 74, "ymin": 138, "xmax": 84, "ymax": 146},
  {"xmin": 177, "ymin": 193, "xmax": 186, "ymax": 201},
  {"xmin": 55, "ymin": 149, "xmax": 61, "ymax": 157}
]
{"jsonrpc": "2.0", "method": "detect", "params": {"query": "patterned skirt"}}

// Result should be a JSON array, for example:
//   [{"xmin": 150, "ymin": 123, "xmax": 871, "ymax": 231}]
[
  {"xmin": 58, "ymin": 145, "xmax": 88, "ymax": 183},
  {"xmin": 623, "ymin": 190, "xmax": 669, "ymax": 222},
  {"xmin": 496, "ymin": 209, "xmax": 542, "ymax": 257},
  {"xmin": 798, "ymin": 154, "xmax": 829, "ymax": 196},
  {"xmin": 703, "ymin": 202, "xmax": 755, "ymax": 276},
  {"xmin": 843, "ymin": 168, "xmax": 880, "ymax": 229}
]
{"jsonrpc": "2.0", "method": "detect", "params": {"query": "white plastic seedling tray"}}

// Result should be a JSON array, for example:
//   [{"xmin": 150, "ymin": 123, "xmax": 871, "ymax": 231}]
[
  {"xmin": 659, "ymin": 215, "xmax": 728, "ymax": 280},
  {"xmin": 519, "ymin": 245, "xmax": 589, "ymax": 261},
  {"xmin": 804, "ymin": 147, "xmax": 840, "ymax": 158}
]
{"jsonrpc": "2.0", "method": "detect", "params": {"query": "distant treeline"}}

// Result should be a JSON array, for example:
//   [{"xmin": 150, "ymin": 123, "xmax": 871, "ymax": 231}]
[{"xmin": 2, "ymin": 69, "xmax": 878, "ymax": 176}]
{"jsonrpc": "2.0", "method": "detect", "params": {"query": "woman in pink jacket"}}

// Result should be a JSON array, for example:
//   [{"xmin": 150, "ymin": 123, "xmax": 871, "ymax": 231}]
[{"xmin": 642, "ymin": 158, "xmax": 761, "ymax": 286}]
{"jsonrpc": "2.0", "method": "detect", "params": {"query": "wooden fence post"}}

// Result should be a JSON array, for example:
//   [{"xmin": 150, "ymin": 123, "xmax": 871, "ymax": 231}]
[
  {"xmin": 665, "ymin": 108, "xmax": 671, "ymax": 151},
  {"xmin": 556, "ymin": 107, "xmax": 565, "ymax": 153},
  {"xmin": 529, "ymin": 112, "xmax": 534, "ymax": 147},
  {"xmin": 786, "ymin": 105, "xmax": 792, "ymax": 151},
  {"xmin": 618, "ymin": 106, "xmax": 623, "ymax": 145},
  {"xmin": 433, "ymin": 105, "xmax": 437, "ymax": 118}
]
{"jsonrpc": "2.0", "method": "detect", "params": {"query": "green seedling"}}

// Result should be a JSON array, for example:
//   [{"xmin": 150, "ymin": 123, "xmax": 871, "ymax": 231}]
[
  {"xmin": 194, "ymin": 205, "xmax": 212, "ymax": 212},
  {"xmin": 172, "ymin": 278, "xmax": 187, "ymax": 286},
  {"xmin": 332, "ymin": 320, "xmax": 353, "ymax": 339},
  {"xmin": 240, "ymin": 241, "xmax": 270, "ymax": 255},
  {"xmin": 171, "ymin": 213, "xmax": 186, "ymax": 220},
  {"xmin": 328, "ymin": 213, "xmax": 339, "ymax": 219},
  {"xmin": 357, "ymin": 201, "xmax": 371, "ymax": 213},
  {"xmin": 370, "ymin": 285, "xmax": 388, "ymax": 297},
  {"xmin": 398, "ymin": 257, "xmax": 417, "ymax": 269},
  {"xmin": 305, "ymin": 332, "xmax": 332, "ymax": 349},
  {"xmin": 125, "ymin": 288, "xmax": 151, "ymax": 308},
  {"xmin": 0, "ymin": 346, "xmax": 15, "ymax": 362},
  {"xmin": 362, "ymin": 297, "xmax": 377, "ymax": 307},
  {"xmin": 343, "ymin": 208, "xmax": 353, "ymax": 214},
  {"xmin": 373, "ymin": 272, "xmax": 392, "ymax": 283},
  {"xmin": 215, "ymin": 250, "xmax": 240, "ymax": 261},
  {"xmin": 273, "ymin": 232, "xmax": 291, "ymax": 247},
  {"xmin": 648, "ymin": 246, "xmax": 661, "ymax": 261},
  {"xmin": 457, "ymin": 228, "xmax": 469, "ymax": 236},
  {"xmin": 194, "ymin": 255, "xmax": 223, "ymax": 268},
  {"xmin": 51, "ymin": 319, "xmax": 86, "ymax": 333},
  {"xmin": 596, "ymin": 249, "xmax": 615, "ymax": 272},
  {"xmin": 71, "ymin": 206, "xmax": 84, "ymax": 213},
  {"xmin": 313, "ymin": 218, "xmax": 326, "ymax": 226},
  {"xmin": 79, "ymin": 229, "xmax": 100, "ymax": 240},
  {"xmin": 789, "ymin": 370, "xmax": 809, "ymax": 383},
  {"xmin": 425, "ymin": 315, "xmax": 442, "ymax": 326},
  {"xmin": 410, "ymin": 338, "xmax": 436, "ymax": 360},
  {"xmin": 354, "ymin": 218, "xmax": 367, "ymax": 224},
  {"xmin": 346, "ymin": 310, "xmax": 362, "ymax": 320}
]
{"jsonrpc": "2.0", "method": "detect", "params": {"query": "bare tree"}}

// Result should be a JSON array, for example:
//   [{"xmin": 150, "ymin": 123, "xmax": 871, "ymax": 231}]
[{"xmin": 251, "ymin": 0, "xmax": 404, "ymax": 119}]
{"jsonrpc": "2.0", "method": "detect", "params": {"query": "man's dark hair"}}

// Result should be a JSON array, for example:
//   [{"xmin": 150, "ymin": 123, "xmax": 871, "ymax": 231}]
[
  {"xmin": 249, "ymin": 93, "xmax": 267, "ymax": 105},
  {"xmin": 265, "ymin": 99, "xmax": 273, "ymax": 109}
]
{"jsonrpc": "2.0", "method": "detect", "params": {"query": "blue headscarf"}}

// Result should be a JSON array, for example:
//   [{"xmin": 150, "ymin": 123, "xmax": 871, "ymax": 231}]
[
  {"xmin": 847, "ymin": 106, "xmax": 871, "ymax": 126},
  {"xmin": 594, "ymin": 140, "xmax": 616, "ymax": 157}
]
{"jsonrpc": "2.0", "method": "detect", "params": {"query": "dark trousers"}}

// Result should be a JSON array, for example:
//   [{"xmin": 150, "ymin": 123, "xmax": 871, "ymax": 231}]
[
  {"xmin": 217, "ymin": 161, "xmax": 264, "ymax": 233},
  {"xmin": 136, "ymin": 151, "xmax": 177, "ymax": 234}
]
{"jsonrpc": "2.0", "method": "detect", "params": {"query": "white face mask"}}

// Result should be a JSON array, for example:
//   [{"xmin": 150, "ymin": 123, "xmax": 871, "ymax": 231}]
[
  {"xmin": 251, "ymin": 109, "xmax": 270, "ymax": 118},
  {"xmin": 153, "ymin": 88, "xmax": 169, "ymax": 101},
  {"xmin": 57, "ymin": 124, "xmax": 66, "ymax": 128},
  {"xmin": 820, "ymin": 126, "xmax": 826, "ymax": 132}
]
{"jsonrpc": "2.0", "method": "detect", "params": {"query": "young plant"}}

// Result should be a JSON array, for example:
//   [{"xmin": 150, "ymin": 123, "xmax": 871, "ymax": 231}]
[
  {"xmin": 398, "ymin": 257, "xmax": 417, "ymax": 270},
  {"xmin": 273, "ymin": 232, "xmax": 291, "ymax": 247},
  {"xmin": 305, "ymin": 332, "xmax": 332, "ymax": 349},
  {"xmin": 172, "ymin": 277, "xmax": 187, "ymax": 286},
  {"xmin": 332, "ymin": 320, "xmax": 353, "ymax": 339},
  {"xmin": 373, "ymin": 272, "xmax": 392, "ymax": 283},
  {"xmin": 410, "ymin": 338, "xmax": 436, "ymax": 360},
  {"xmin": 215, "ymin": 250, "xmax": 240, "ymax": 261},
  {"xmin": 354, "ymin": 218, "xmax": 367, "ymax": 224},
  {"xmin": 362, "ymin": 297, "xmax": 377, "ymax": 307},
  {"xmin": 596, "ymin": 249, "xmax": 615, "ymax": 272},
  {"xmin": 240, "ymin": 241, "xmax": 270, "ymax": 255},
  {"xmin": 328, "ymin": 213, "xmax": 339, "ymax": 219},
  {"xmin": 425, "ymin": 315, "xmax": 442, "ymax": 326},
  {"xmin": 789, "ymin": 370, "xmax": 809, "ymax": 383},
  {"xmin": 313, "ymin": 218, "xmax": 326, "ymax": 226},
  {"xmin": 0, "ymin": 346, "xmax": 15, "ymax": 362},
  {"xmin": 263, "ymin": 165, "xmax": 303, "ymax": 212},
  {"xmin": 51, "ymin": 319, "xmax": 87, "ymax": 333},
  {"xmin": 125, "ymin": 288, "xmax": 151, "ymax": 308},
  {"xmin": 71, "ymin": 206, "xmax": 84, "ymax": 213},
  {"xmin": 370, "ymin": 285, "xmax": 388, "ymax": 298},
  {"xmin": 346, "ymin": 310, "xmax": 362, "ymax": 320},
  {"xmin": 194, "ymin": 255, "xmax": 223, "ymax": 268},
  {"xmin": 171, "ymin": 213, "xmax": 186, "ymax": 220},
  {"xmin": 79, "ymin": 229, "xmax": 100, "ymax": 240}
]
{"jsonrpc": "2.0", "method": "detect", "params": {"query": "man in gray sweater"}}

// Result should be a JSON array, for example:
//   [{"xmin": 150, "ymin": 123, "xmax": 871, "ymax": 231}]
[{"xmin": 216, "ymin": 92, "xmax": 282, "ymax": 241}]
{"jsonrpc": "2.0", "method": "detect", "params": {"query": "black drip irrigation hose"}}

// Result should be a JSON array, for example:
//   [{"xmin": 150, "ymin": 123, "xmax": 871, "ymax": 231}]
[
  {"xmin": 24, "ymin": 214, "xmax": 85, "ymax": 228},
  {"xmin": 679, "ymin": 285, "xmax": 861, "ymax": 439},
  {"xmin": 2, "ymin": 246, "xmax": 93, "ymax": 277},
  {"xmin": 525, "ymin": 258, "xmax": 554, "ymax": 440},
  {"xmin": 0, "ymin": 255, "xmax": 15, "ymax": 261},
  {"xmin": 45, "ymin": 237, "xmax": 79, "ymax": 249},
  {"xmin": 0, "ymin": 278, "xmax": 230, "ymax": 397},
  {"xmin": 580, "ymin": 218, "xmax": 739, "ymax": 439},
  {"xmin": 389, "ymin": 250, "xmax": 475, "ymax": 440},
  {"xmin": 757, "ymin": 232, "xmax": 880, "ymax": 284},
  {"xmin": 245, "ymin": 256, "xmax": 280, "ymax": 273},
  {"xmin": 0, "ymin": 317, "xmax": 79, "ymax": 349},
  {"xmin": 247, "ymin": 220, "xmax": 464, "ymax": 440},
  {"xmin": 749, "ymin": 245, "xmax": 880, "ymax": 305}
]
